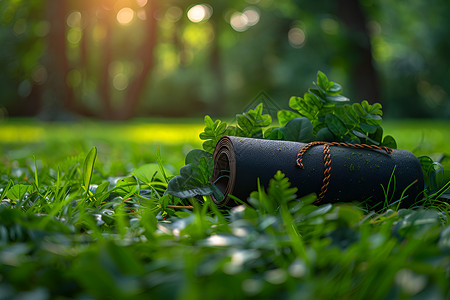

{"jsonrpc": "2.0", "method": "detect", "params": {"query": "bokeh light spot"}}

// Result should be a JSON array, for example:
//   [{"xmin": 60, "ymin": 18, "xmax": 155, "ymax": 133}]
[
  {"xmin": 137, "ymin": 9, "xmax": 147, "ymax": 20},
  {"xmin": 243, "ymin": 7, "xmax": 259, "ymax": 26},
  {"xmin": 136, "ymin": 0, "xmax": 148, "ymax": 7},
  {"xmin": 113, "ymin": 74, "xmax": 129, "ymax": 91},
  {"xmin": 35, "ymin": 21, "xmax": 50, "ymax": 37},
  {"xmin": 93, "ymin": 25, "xmax": 107, "ymax": 42},
  {"xmin": 166, "ymin": 6, "xmax": 183, "ymax": 22},
  {"xmin": 288, "ymin": 27, "xmax": 306, "ymax": 48},
  {"xmin": 117, "ymin": 7, "xmax": 135, "ymax": 25},
  {"xmin": 320, "ymin": 18, "xmax": 339, "ymax": 35},
  {"xmin": 13, "ymin": 19, "xmax": 27, "ymax": 35},
  {"xmin": 182, "ymin": 22, "xmax": 215, "ymax": 50},
  {"xmin": 67, "ymin": 28, "xmax": 82, "ymax": 45},
  {"xmin": 67, "ymin": 11, "xmax": 82, "ymax": 28},
  {"xmin": 230, "ymin": 12, "xmax": 249, "ymax": 32},
  {"xmin": 372, "ymin": 36, "xmax": 392, "ymax": 62},
  {"xmin": 109, "ymin": 61, "xmax": 124, "ymax": 78},
  {"xmin": 187, "ymin": 4, "xmax": 212, "ymax": 23},
  {"xmin": 367, "ymin": 20, "xmax": 382, "ymax": 36}
]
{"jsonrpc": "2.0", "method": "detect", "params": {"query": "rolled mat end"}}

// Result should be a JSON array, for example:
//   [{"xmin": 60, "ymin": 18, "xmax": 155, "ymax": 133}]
[{"xmin": 210, "ymin": 136, "xmax": 236, "ymax": 206}]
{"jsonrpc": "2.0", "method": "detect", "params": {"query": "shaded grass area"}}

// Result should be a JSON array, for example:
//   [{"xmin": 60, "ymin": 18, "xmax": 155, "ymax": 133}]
[{"xmin": 0, "ymin": 118, "xmax": 449, "ymax": 299}]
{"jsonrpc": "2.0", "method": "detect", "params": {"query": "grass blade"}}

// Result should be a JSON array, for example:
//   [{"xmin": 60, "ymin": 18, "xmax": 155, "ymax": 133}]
[{"xmin": 82, "ymin": 147, "xmax": 97, "ymax": 196}]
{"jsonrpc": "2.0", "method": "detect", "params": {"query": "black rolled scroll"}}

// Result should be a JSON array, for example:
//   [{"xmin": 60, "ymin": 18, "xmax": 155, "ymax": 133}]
[{"xmin": 210, "ymin": 136, "xmax": 424, "ymax": 207}]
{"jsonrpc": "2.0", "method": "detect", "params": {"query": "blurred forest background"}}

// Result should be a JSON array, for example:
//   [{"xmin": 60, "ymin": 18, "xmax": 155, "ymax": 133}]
[{"xmin": 0, "ymin": 0, "xmax": 449, "ymax": 121}]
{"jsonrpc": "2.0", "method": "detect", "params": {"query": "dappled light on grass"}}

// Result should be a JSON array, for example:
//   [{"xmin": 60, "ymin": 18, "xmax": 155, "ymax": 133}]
[
  {"xmin": 0, "ymin": 122, "xmax": 204, "ymax": 145},
  {"xmin": 1, "ymin": 119, "xmax": 450, "ymax": 151},
  {"xmin": 126, "ymin": 123, "xmax": 204, "ymax": 144},
  {"xmin": 0, "ymin": 125, "xmax": 45, "ymax": 143}
]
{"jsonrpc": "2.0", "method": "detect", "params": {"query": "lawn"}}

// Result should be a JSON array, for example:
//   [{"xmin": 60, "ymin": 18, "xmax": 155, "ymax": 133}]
[{"xmin": 0, "ymin": 118, "xmax": 449, "ymax": 299}]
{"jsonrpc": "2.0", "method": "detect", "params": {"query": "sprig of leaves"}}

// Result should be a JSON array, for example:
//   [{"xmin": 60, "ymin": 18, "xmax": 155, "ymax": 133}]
[
  {"xmin": 199, "ymin": 104, "xmax": 272, "ymax": 153},
  {"xmin": 278, "ymin": 71, "xmax": 396, "ymax": 147},
  {"xmin": 199, "ymin": 116, "xmax": 231, "ymax": 153}
]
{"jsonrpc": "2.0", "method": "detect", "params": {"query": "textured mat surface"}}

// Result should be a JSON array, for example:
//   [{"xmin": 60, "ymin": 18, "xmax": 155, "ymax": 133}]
[{"xmin": 210, "ymin": 136, "xmax": 424, "ymax": 207}]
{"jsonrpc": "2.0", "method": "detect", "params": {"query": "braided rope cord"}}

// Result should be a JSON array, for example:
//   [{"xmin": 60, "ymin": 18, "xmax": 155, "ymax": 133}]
[{"xmin": 296, "ymin": 141, "xmax": 394, "ymax": 203}]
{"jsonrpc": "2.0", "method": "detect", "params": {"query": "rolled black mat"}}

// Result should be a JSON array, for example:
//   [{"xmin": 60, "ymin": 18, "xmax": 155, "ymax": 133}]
[{"xmin": 210, "ymin": 136, "xmax": 424, "ymax": 207}]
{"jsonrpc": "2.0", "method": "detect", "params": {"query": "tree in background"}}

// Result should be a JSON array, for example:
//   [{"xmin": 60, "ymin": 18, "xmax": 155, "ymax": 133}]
[
  {"xmin": 43, "ymin": 0, "xmax": 159, "ymax": 120},
  {"xmin": 0, "ymin": 0, "xmax": 448, "ymax": 120}
]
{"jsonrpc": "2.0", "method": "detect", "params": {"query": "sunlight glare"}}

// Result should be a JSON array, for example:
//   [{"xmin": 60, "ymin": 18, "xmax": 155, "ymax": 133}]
[
  {"xmin": 187, "ymin": 4, "xmax": 212, "ymax": 23},
  {"xmin": 117, "ymin": 7, "xmax": 135, "ymax": 25}
]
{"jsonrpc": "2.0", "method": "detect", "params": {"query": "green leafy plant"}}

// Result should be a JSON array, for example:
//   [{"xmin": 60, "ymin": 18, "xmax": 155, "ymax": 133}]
[
  {"xmin": 199, "ymin": 71, "xmax": 396, "ymax": 155},
  {"xmin": 418, "ymin": 155, "xmax": 450, "ymax": 202},
  {"xmin": 165, "ymin": 149, "xmax": 224, "ymax": 202},
  {"xmin": 168, "ymin": 71, "xmax": 397, "ymax": 201},
  {"xmin": 199, "ymin": 104, "xmax": 273, "ymax": 153}
]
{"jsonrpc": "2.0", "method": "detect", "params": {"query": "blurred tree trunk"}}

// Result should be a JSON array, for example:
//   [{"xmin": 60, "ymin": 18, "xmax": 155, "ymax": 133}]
[
  {"xmin": 42, "ymin": 0, "xmax": 74, "ymax": 120},
  {"xmin": 75, "ymin": 0, "xmax": 96, "ymax": 117},
  {"xmin": 98, "ymin": 4, "xmax": 115, "ymax": 119},
  {"xmin": 209, "ymin": 17, "xmax": 225, "ymax": 116},
  {"xmin": 337, "ymin": 0, "xmax": 381, "ymax": 104},
  {"xmin": 119, "ymin": 1, "xmax": 159, "ymax": 120}
]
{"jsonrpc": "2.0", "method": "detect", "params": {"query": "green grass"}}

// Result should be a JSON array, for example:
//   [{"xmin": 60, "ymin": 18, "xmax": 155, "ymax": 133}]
[
  {"xmin": 383, "ymin": 119, "xmax": 450, "ymax": 156},
  {"xmin": 0, "ymin": 118, "xmax": 449, "ymax": 299}
]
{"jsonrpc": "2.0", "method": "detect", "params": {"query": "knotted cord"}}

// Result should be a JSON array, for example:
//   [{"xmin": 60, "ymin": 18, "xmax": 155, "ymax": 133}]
[{"xmin": 296, "ymin": 141, "xmax": 394, "ymax": 203}]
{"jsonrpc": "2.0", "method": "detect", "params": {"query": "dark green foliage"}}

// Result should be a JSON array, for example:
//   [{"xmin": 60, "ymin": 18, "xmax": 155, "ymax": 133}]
[
  {"xmin": 199, "ymin": 116, "xmax": 231, "ymax": 154},
  {"xmin": 418, "ymin": 155, "xmax": 450, "ymax": 201},
  {"xmin": 166, "ymin": 149, "xmax": 224, "ymax": 202},
  {"xmin": 279, "ymin": 71, "xmax": 396, "ymax": 146},
  {"xmin": 199, "ymin": 71, "xmax": 397, "ymax": 154},
  {"xmin": 177, "ymin": 72, "xmax": 398, "ymax": 201},
  {"xmin": 269, "ymin": 117, "xmax": 314, "ymax": 142},
  {"xmin": 1, "ymin": 161, "xmax": 448, "ymax": 299},
  {"xmin": 200, "ymin": 104, "xmax": 273, "ymax": 153}
]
